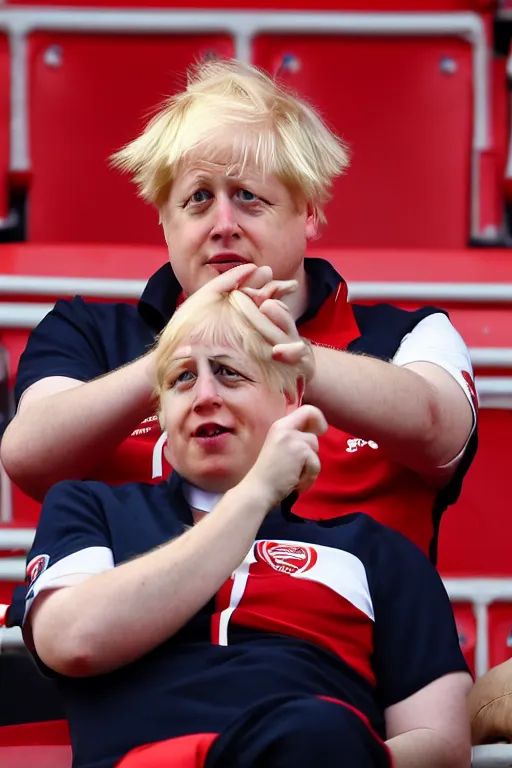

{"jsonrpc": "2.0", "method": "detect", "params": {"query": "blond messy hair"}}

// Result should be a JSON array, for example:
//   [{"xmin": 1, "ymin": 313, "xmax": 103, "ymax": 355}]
[
  {"xmin": 111, "ymin": 58, "xmax": 349, "ymax": 224},
  {"xmin": 155, "ymin": 288, "xmax": 308, "ymax": 401}
]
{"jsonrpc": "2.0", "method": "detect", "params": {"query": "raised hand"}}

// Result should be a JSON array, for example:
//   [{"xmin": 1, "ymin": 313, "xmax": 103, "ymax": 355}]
[{"xmin": 241, "ymin": 405, "xmax": 328, "ymax": 509}]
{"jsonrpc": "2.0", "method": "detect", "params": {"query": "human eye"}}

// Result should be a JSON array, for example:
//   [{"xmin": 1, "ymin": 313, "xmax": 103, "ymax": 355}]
[
  {"xmin": 169, "ymin": 369, "xmax": 196, "ymax": 389},
  {"xmin": 219, "ymin": 365, "xmax": 243, "ymax": 379},
  {"xmin": 236, "ymin": 188, "xmax": 258, "ymax": 203},
  {"xmin": 186, "ymin": 189, "xmax": 212, "ymax": 206}
]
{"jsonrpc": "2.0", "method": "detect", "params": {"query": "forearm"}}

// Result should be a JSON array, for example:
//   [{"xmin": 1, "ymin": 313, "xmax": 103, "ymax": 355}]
[
  {"xmin": 386, "ymin": 728, "xmax": 471, "ymax": 768},
  {"xmin": 306, "ymin": 346, "xmax": 451, "ymax": 471},
  {"xmin": 32, "ymin": 481, "xmax": 269, "ymax": 677},
  {"xmin": 1, "ymin": 354, "xmax": 156, "ymax": 499}
]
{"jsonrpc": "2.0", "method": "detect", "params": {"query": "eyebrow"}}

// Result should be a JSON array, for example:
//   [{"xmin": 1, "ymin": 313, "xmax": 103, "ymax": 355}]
[{"xmin": 170, "ymin": 354, "xmax": 237, "ymax": 364}]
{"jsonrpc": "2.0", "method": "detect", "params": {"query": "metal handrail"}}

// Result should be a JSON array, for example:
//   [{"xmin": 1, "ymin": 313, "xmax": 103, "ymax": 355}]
[
  {"xmin": 2, "ymin": 275, "xmax": 512, "ymax": 303},
  {"xmin": 472, "ymin": 745, "xmax": 512, "ymax": 767},
  {"xmin": 0, "ymin": 528, "xmax": 34, "ymax": 550}
]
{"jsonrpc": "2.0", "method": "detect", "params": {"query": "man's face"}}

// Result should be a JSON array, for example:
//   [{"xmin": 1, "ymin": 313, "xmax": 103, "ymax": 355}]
[
  {"xmin": 161, "ymin": 342, "xmax": 296, "ymax": 492},
  {"xmin": 160, "ymin": 161, "xmax": 317, "ymax": 298}
]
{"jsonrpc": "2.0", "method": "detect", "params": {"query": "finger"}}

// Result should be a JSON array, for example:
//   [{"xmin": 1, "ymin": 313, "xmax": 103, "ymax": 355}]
[
  {"xmin": 296, "ymin": 451, "xmax": 321, "ymax": 494},
  {"xmin": 284, "ymin": 405, "xmax": 328, "ymax": 436},
  {"xmin": 239, "ymin": 265, "xmax": 274, "ymax": 291},
  {"xmin": 259, "ymin": 299, "xmax": 298, "ymax": 338},
  {"xmin": 243, "ymin": 280, "xmax": 298, "ymax": 305},
  {"xmin": 203, "ymin": 263, "xmax": 258, "ymax": 294},
  {"xmin": 240, "ymin": 302, "xmax": 288, "ymax": 346},
  {"xmin": 300, "ymin": 432, "xmax": 319, "ymax": 454},
  {"xmin": 272, "ymin": 341, "xmax": 307, "ymax": 366}
]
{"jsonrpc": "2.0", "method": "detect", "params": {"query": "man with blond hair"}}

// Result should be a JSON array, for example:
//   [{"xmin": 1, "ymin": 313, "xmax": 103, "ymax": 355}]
[
  {"xmin": 2, "ymin": 59, "xmax": 477, "ymax": 561},
  {"xmin": 9, "ymin": 284, "xmax": 472, "ymax": 768}
]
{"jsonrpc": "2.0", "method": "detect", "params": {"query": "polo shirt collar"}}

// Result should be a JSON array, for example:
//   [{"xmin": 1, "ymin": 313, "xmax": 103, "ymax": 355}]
[{"xmin": 137, "ymin": 257, "xmax": 344, "ymax": 333}]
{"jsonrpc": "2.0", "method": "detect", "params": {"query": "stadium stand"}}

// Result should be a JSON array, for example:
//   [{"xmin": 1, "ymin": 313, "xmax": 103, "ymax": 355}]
[{"xmin": 0, "ymin": 0, "xmax": 511, "ymax": 766}]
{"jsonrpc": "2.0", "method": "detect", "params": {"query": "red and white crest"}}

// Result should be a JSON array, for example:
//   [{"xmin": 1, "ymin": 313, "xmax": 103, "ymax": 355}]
[
  {"xmin": 255, "ymin": 541, "xmax": 318, "ymax": 575},
  {"xmin": 26, "ymin": 554, "xmax": 50, "ymax": 586}
]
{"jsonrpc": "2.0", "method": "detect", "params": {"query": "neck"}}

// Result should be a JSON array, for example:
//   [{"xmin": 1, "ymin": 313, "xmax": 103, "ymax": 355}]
[
  {"xmin": 182, "ymin": 481, "xmax": 224, "ymax": 515},
  {"xmin": 283, "ymin": 263, "xmax": 309, "ymax": 320}
]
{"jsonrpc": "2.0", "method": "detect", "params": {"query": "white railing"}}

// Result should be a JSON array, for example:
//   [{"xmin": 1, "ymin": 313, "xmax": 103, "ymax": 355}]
[
  {"xmin": 2, "ymin": 275, "xmax": 512, "ymax": 303},
  {"xmin": 472, "ymin": 745, "xmax": 512, "ymax": 767},
  {"xmin": 0, "ymin": 8, "xmax": 491, "ymax": 241}
]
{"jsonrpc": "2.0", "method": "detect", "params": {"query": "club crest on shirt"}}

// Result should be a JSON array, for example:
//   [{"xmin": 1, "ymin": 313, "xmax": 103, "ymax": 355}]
[
  {"xmin": 26, "ymin": 554, "xmax": 50, "ymax": 587},
  {"xmin": 255, "ymin": 541, "xmax": 317, "ymax": 575}
]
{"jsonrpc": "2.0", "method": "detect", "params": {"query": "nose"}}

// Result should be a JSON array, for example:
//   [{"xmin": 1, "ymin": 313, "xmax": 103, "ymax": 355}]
[
  {"xmin": 210, "ymin": 195, "xmax": 241, "ymax": 240},
  {"xmin": 193, "ymin": 370, "xmax": 222, "ymax": 411}
]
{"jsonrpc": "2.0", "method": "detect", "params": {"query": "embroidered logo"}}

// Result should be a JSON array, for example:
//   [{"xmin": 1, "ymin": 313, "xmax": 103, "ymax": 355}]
[
  {"xmin": 26, "ymin": 554, "xmax": 50, "ymax": 587},
  {"xmin": 255, "ymin": 541, "xmax": 317, "ymax": 575},
  {"xmin": 346, "ymin": 438, "xmax": 379, "ymax": 453}
]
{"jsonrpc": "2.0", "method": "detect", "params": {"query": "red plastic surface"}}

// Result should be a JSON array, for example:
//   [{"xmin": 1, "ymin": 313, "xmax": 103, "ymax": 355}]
[
  {"xmin": 0, "ymin": 721, "xmax": 71, "ymax": 768},
  {"xmin": 0, "ymin": 35, "xmax": 10, "ymax": 221},
  {"xmin": 452, "ymin": 604, "xmax": 476, "ymax": 676},
  {"xmin": 5, "ymin": 1, "xmax": 497, "ymax": 9},
  {"xmin": 27, "ymin": 33, "xmax": 234, "ymax": 244},
  {"xmin": 254, "ymin": 35, "xmax": 473, "ymax": 248},
  {"xmin": 488, "ymin": 604, "xmax": 512, "ymax": 669}
]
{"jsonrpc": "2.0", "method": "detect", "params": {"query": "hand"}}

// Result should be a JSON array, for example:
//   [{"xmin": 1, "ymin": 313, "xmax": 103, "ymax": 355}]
[
  {"xmin": 241, "ymin": 293, "xmax": 315, "ymax": 382},
  {"xmin": 241, "ymin": 405, "xmax": 328, "ymax": 508},
  {"xmin": 195, "ymin": 263, "xmax": 298, "ymax": 300}
]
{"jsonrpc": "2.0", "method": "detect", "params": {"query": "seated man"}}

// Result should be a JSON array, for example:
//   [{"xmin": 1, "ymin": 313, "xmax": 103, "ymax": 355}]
[{"xmin": 9, "ymin": 284, "xmax": 472, "ymax": 768}]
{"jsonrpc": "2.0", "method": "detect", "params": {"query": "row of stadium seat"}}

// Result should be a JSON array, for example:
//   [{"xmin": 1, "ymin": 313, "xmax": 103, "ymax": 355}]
[{"xmin": 0, "ymin": 4, "xmax": 506, "ymax": 248}]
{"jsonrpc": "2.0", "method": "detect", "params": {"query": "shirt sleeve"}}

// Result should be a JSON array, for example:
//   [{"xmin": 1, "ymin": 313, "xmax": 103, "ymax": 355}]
[
  {"xmin": 23, "ymin": 480, "xmax": 114, "ymax": 626},
  {"xmin": 14, "ymin": 297, "xmax": 108, "ymax": 407},
  {"xmin": 392, "ymin": 313, "xmax": 478, "ymax": 420},
  {"xmin": 370, "ymin": 527, "xmax": 469, "ymax": 709}
]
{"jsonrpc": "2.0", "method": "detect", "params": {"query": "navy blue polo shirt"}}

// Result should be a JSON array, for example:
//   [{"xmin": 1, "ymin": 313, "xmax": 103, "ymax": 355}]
[
  {"xmin": 13, "ymin": 257, "xmax": 477, "ymax": 559},
  {"xmin": 12, "ymin": 474, "xmax": 468, "ymax": 768}
]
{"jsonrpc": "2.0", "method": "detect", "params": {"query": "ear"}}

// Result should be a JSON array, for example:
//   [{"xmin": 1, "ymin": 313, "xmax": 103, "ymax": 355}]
[
  {"xmin": 305, "ymin": 204, "xmax": 319, "ymax": 241},
  {"xmin": 284, "ymin": 377, "xmax": 305, "ymax": 413}
]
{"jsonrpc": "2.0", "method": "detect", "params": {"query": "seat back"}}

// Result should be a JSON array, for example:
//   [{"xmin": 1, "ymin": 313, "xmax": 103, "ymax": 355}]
[{"xmin": 27, "ymin": 32, "xmax": 234, "ymax": 243}]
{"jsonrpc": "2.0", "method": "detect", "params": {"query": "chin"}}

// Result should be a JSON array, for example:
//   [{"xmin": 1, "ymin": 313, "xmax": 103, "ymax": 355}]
[{"xmin": 187, "ymin": 467, "xmax": 242, "ymax": 494}]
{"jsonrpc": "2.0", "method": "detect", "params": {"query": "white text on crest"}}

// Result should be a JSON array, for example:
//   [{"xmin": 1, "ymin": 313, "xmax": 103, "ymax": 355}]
[{"xmin": 346, "ymin": 438, "xmax": 379, "ymax": 453}]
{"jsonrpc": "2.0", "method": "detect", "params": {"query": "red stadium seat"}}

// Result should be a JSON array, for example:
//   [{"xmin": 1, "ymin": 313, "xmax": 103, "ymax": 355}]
[
  {"xmin": 488, "ymin": 604, "xmax": 512, "ymax": 670},
  {"xmin": 0, "ymin": 34, "xmax": 10, "ymax": 224},
  {"xmin": 0, "ymin": 721, "xmax": 71, "ymax": 768},
  {"xmin": 253, "ymin": 34, "xmax": 475, "ymax": 248},
  {"xmin": 27, "ymin": 32, "xmax": 234, "ymax": 244},
  {"xmin": 452, "ymin": 604, "xmax": 476, "ymax": 677}
]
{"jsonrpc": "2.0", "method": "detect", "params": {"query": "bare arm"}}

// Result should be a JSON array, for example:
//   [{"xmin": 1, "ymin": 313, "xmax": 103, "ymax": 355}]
[
  {"xmin": 29, "ymin": 480, "xmax": 270, "ymax": 677},
  {"xmin": 28, "ymin": 405, "xmax": 326, "ymax": 678},
  {"xmin": 242, "ymin": 292, "xmax": 474, "ymax": 477},
  {"xmin": 385, "ymin": 672, "xmax": 473, "ymax": 768},
  {"xmin": 306, "ymin": 348, "xmax": 473, "ymax": 474},
  {"xmin": 1, "ymin": 352, "xmax": 157, "ymax": 500}
]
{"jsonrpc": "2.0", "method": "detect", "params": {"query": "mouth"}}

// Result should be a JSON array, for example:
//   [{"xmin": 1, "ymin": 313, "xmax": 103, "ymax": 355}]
[
  {"xmin": 194, "ymin": 423, "xmax": 234, "ymax": 439},
  {"xmin": 207, "ymin": 254, "xmax": 250, "ymax": 269}
]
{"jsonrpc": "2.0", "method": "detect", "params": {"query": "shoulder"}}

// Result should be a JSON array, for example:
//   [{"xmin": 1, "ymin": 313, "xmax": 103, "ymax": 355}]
[
  {"xmin": 350, "ymin": 303, "xmax": 449, "ymax": 360},
  {"xmin": 42, "ymin": 478, "xmax": 164, "ymax": 511},
  {"xmin": 341, "ymin": 512, "xmax": 437, "ymax": 580}
]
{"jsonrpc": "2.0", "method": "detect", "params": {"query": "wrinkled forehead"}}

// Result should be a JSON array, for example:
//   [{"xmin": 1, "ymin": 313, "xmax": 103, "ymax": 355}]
[{"xmin": 170, "ymin": 341, "xmax": 257, "ymax": 372}]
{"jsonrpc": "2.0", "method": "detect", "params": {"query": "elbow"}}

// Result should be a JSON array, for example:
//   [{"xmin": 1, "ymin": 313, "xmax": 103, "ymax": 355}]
[
  {"xmin": 2, "ymin": 422, "xmax": 54, "ymax": 501},
  {"xmin": 35, "ymin": 624, "xmax": 102, "ymax": 678}
]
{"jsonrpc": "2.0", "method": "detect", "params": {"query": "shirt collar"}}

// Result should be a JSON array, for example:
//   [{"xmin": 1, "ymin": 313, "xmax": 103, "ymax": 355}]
[{"xmin": 137, "ymin": 257, "xmax": 344, "ymax": 333}]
